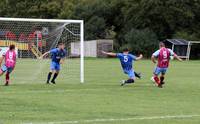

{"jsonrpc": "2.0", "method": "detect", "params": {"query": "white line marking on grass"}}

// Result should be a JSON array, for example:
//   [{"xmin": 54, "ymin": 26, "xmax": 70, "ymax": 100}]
[
  {"xmin": 22, "ymin": 114, "xmax": 200, "ymax": 124},
  {"xmin": 0, "ymin": 85, "xmax": 152, "ymax": 94}
]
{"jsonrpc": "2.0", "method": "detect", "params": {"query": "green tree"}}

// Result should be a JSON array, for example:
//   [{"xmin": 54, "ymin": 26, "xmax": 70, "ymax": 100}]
[
  {"xmin": 0, "ymin": 0, "xmax": 200, "ymax": 55},
  {"xmin": 70, "ymin": 0, "xmax": 117, "ymax": 40},
  {"xmin": 125, "ymin": 28, "xmax": 158, "ymax": 57}
]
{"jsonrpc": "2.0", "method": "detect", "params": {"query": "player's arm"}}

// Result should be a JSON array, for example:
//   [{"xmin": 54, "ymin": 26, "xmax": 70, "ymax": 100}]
[
  {"xmin": 151, "ymin": 55, "xmax": 157, "ymax": 64},
  {"xmin": 0, "ymin": 52, "xmax": 6, "ymax": 66},
  {"xmin": 60, "ymin": 50, "xmax": 67, "ymax": 64},
  {"xmin": 135, "ymin": 54, "xmax": 143, "ymax": 61},
  {"xmin": 0, "ymin": 56, "xmax": 4, "ymax": 66},
  {"xmin": 60, "ymin": 54, "xmax": 66, "ymax": 64},
  {"xmin": 168, "ymin": 49, "xmax": 183, "ymax": 62},
  {"xmin": 13, "ymin": 55, "xmax": 17, "ymax": 69},
  {"xmin": 39, "ymin": 51, "xmax": 50, "ymax": 59},
  {"xmin": 60, "ymin": 58, "xmax": 65, "ymax": 64},
  {"xmin": 151, "ymin": 50, "xmax": 159, "ymax": 64},
  {"xmin": 101, "ymin": 51, "xmax": 117, "ymax": 57},
  {"xmin": 60, "ymin": 51, "xmax": 67, "ymax": 64},
  {"xmin": 173, "ymin": 53, "xmax": 183, "ymax": 62}
]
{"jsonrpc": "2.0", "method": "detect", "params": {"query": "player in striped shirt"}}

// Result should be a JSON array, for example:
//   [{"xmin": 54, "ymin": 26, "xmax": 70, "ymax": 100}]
[
  {"xmin": 0, "ymin": 45, "xmax": 17, "ymax": 86},
  {"xmin": 151, "ymin": 42, "xmax": 182, "ymax": 88}
]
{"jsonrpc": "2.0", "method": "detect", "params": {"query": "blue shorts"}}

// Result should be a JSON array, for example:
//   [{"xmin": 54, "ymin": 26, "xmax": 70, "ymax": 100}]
[
  {"xmin": 124, "ymin": 70, "xmax": 135, "ymax": 79},
  {"xmin": 50, "ymin": 61, "xmax": 60, "ymax": 71},
  {"xmin": 154, "ymin": 67, "xmax": 168, "ymax": 75},
  {"xmin": 1, "ymin": 65, "xmax": 13, "ymax": 73}
]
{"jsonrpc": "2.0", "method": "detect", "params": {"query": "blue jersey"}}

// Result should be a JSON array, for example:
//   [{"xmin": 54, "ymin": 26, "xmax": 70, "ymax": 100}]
[
  {"xmin": 117, "ymin": 53, "xmax": 136, "ymax": 71},
  {"xmin": 50, "ymin": 48, "xmax": 66, "ymax": 63}
]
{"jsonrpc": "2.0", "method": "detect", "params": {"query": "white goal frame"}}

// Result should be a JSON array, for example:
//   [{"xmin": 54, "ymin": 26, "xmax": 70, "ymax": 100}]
[{"xmin": 0, "ymin": 17, "xmax": 84, "ymax": 83}]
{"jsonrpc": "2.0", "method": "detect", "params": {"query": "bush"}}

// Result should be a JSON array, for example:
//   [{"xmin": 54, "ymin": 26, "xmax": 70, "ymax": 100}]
[
  {"xmin": 124, "ymin": 28, "xmax": 158, "ymax": 57},
  {"xmin": 173, "ymin": 31, "xmax": 199, "ymax": 41},
  {"xmin": 85, "ymin": 16, "xmax": 106, "ymax": 40}
]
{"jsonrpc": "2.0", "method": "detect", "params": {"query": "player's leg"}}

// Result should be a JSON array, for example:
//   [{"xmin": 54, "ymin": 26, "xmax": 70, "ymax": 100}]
[
  {"xmin": 51, "ymin": 71, "xmax": 59, "ymax": 84},
  {"xmin": 5, "ymin": 72, "xmax": 10, "ymax": 86},
  {"xmin": 153, "ymin": 67, "xmax": 161, "ymax": 87},
  {"xmin": 125, "ymin": 70, "xmax": 135, "ymax": 84},
  {"xmin": 121, "ymin": 70, "xmax": 135, "ymax": 86},
  {"xmin": 47, "ymin": 62, "xmax": 55, "ymax": 84},
  {"xmin": 51, "ymin": 63, "xmax": 60, "ymax": 84},
  {"xmin": 0, "ymin": 65, "xmax": 7, "ymax": 77},
  {"xmin": 47, "ymin": 71, "xmax": 53, "ymax": 84},
  {"xmin": 134, "ymin": 71, "xmax": 142, "ymax": 79},
  {"xmin": 160, "ymin": 74, "xmax": 165, "ymax": 85},
  {"xmin": 160, "ymin": 68, "xmax": 167, "ymax": 85},
  {"xmin": 5, "ymin": 68, "xmax": 13, "ymax": 86}
]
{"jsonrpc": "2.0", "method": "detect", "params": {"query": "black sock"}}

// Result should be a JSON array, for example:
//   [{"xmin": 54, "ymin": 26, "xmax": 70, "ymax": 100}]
[
  {"xmin": 135, "ymin": 72, "xmax": 140, "ymax": 78},
  {"xmin": 125, "ymin": 79, "xmax": 134, "ymax": 84},
  {"xmin": 160, "ymin": 76, "xmax": 164, "ymax": 83},
  {"xmin": 47, "ymin": 72, "xmax": 52, "ymax": 83},
  {"xmin": 51, "ymin": 73, "xmax": 58, "ymax": 82}
]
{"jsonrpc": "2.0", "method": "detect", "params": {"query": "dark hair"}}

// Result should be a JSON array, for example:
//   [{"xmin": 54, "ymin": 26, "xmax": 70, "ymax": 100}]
[
  {"xmin": 58, "ymin": 42, "xmax": 64, "ymax": 46},
  {"xmin": 159, "ymin": 42, "xmax": 165, "ymax": 47},
  {"xmin": 9, "ymin": 44, "xmax": 15, "ymax": 50},
  {"xmin": 122, "ymin": 48, "xmax": 129, "ymax": 52}
]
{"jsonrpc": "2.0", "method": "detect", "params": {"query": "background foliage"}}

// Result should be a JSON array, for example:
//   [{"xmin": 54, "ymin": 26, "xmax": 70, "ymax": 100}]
[{"xmin": 0, "ymin": 0, "xmax": 200, "ymax": 56}]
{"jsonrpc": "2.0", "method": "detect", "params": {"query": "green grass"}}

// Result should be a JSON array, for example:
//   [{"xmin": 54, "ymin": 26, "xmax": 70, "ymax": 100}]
[{"xmin": 0, "ymin": 59, "xmax": 200, "ymax": 124}]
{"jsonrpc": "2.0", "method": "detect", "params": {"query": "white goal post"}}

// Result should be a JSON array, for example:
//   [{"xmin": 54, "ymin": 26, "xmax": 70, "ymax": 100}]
[{"xmin": 0, "ymin": 17, "xmax": 84, "ymax": 83}]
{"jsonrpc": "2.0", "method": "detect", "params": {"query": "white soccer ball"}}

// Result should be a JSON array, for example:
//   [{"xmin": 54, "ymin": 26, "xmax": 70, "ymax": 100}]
[
  {"xmin": 170, "ymin": 56, "xmax": 174, "ymax": 60},
  {"xmin": 151, "ymin": 77, "xmax": 155, "ymax": 82}
]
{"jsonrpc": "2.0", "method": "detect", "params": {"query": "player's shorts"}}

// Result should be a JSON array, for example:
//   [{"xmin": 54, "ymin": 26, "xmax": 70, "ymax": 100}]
[
  {"xmin": 124, "ymin": 70, "xmax": 135, "ymax": 79},
  {"xmin": 50, "ymin": 61, "xmax": 60, "ymax": 71},
  {"xmin": 154, "ymin": 67, "xmax": 168, "ymax": 75},
  {"xmin": 1, "ymin": 65, "xmax": 14, "ymax": 73}
]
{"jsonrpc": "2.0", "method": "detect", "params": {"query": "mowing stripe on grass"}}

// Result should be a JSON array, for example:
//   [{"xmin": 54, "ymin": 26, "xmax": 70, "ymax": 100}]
[{"xmin": 22, "ymin": 114, "xmax": 200, "ymax": 124}]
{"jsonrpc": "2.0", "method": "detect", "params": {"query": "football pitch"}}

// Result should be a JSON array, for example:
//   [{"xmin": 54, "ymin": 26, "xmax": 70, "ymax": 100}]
[{"xmin": 0, "ymin": 58, "xmax": 200, "ymax": 124}]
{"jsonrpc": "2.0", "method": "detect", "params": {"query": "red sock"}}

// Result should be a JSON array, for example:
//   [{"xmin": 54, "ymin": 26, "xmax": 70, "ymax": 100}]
[
  {"xmin": 6, "ymin": 72, "xmax": 10, "ymax": 84},
  {"xmin": 154, "ymin": 76, "xmax": 160, "ymax": 85}
]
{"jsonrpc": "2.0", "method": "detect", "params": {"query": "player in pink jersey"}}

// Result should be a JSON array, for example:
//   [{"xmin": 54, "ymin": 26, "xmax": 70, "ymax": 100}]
[
  {"xmin": 0, "ymin": 45, "xmax": 17, "ymax": 86},
  {"xmin": 151, "ymin": 42, "xmax": 182, "ymax": 88}
]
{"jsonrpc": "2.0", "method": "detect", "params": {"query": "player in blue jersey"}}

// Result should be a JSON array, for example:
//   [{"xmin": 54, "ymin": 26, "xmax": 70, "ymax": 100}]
[
  {"xmin": 102, "ymin": 48, "xmax": 143, "ymax": 86},
  {"xmin": 40, "ymin": 42, "xmax": 66, "ymax": 84}
]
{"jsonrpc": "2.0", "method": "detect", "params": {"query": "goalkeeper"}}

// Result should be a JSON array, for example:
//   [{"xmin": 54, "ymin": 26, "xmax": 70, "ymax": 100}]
[{"xmin": 40, "ymin": 42, "xmax": 66, "ymax": 84}]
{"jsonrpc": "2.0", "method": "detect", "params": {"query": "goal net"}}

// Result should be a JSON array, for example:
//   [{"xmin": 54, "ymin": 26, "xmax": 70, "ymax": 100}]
[{"xmin": 0, "ymin": 18, "xmax": 84, "ymax": 84}]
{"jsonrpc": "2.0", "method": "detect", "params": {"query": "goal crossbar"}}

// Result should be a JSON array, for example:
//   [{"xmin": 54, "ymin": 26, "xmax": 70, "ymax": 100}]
[{"xmin": 0, "ymin": 17, "xmax": 83, "ymax": 23}]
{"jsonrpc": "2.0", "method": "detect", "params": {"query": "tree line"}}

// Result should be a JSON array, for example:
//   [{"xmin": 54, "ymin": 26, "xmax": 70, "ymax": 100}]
[{"xmin": 0, "ymin": 0, "xmax": 200, "ymax": 56}]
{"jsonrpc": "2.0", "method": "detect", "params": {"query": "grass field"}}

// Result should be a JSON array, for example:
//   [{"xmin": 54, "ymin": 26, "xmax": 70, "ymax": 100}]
[{"xmin": 0, "ymin": 58, "xmax": 200, "ymax": 124}]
